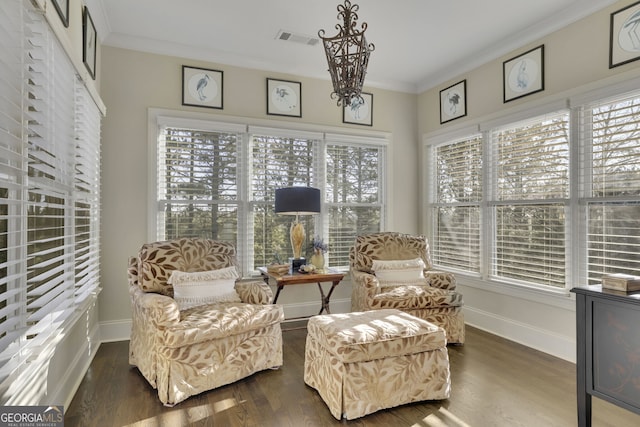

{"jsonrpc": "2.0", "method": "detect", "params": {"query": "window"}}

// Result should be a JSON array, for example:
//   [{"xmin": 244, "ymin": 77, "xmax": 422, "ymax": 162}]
[
  {"xmin": 491, "ymin": 111, "xmax": 570, "ymax": 288},
  {"xmin": 0, "ymin": 0, "xmax": 102, "ymax": 399},
  {"xmin": 428, "ymin": 89, "xmax": 640, "ymax": 292},
  {"xmin": 583, "ymin": 93, "xmax": 640, "ymax": 284},
  {"xmin": 157, "ymin": 126, "xmax": 240, "ymax": 241},
  {"xmin": 430, "ymin": 135, "xmax": 482, "ymax": 273},
  {"xmin": 249, "ymin": 130, "xmax": 319, "ymax": 269},
  {"xmin": 154, "ymin": 118, "xmax": 386, "ymax": 273},
  {"xmin": 325, "ymin": 136, "xmax": 385, "ymax": 267}
]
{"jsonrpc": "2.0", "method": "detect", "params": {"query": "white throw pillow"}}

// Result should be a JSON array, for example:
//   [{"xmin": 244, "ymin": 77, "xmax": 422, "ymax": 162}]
[
  {"xmin": 371, "ymin": 258, "xmax": 426, "ymax": 285},
  {"xmin": 168, "ymin": 266, "xmax": 241, "ymax": 310},
  {"xmin": 374, "ymin": 268, "xmax": 425, "ymax": 283},
  {"xmin": 371, "ymin": 258, "xmax": 425, "ymax": 271}
]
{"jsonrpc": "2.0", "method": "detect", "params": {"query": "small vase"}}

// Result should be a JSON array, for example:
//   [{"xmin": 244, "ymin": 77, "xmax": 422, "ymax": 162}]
[{"xmin": 310, "ymin": 249, "xmax": 325, "ymax": 271}]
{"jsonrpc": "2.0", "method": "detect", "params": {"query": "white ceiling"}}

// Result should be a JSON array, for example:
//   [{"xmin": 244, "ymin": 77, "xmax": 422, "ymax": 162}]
[{"xmin": 87, "ymin": 0, "xmax": 619, "ymax": 93}]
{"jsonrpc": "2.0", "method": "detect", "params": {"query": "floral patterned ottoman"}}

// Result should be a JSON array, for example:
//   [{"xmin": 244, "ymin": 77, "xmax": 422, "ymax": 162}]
[{"xmin": 304, "ymin": 309, "xmax": 451, "ymax": 420}]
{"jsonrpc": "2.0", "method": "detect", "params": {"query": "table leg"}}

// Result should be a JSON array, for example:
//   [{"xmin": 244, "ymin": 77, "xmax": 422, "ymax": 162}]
[
  {"xmin": 273, "ymin": 285, "xmax": 283, "ymax": 304},
  {"xmin": 317, "ymin": 281, "xmax": 339, "ymax": 315},
  {"xmin": 575, "ymin": 293, "xmax": 592, "ymax": 427}
]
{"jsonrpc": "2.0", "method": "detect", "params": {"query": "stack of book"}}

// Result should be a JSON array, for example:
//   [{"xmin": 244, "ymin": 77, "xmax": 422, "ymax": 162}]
[
  {"xmin": 266, "ymin": 263, "xmax": 289, "ymax": 275},
  {"xmin": 601, "ymin": 273, "xmax": 640, "ymax": 292}
]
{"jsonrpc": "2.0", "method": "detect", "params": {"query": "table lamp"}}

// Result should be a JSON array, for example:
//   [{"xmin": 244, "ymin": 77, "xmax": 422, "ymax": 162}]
[{"xmin": 275, "ymin": 186, "xmax": 321, "ymax": 272}]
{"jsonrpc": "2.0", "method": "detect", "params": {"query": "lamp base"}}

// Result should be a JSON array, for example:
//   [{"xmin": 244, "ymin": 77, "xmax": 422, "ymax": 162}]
[{"xmin": 290, "ymin": 257, "xmax": 306, "ymax": 273}]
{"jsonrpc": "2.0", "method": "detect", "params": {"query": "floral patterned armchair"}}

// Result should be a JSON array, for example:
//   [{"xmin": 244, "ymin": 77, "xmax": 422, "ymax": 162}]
[
  {"xmin": 127, "ymin": 238, "xmax": 284, "ymax": 406},
  {"xmin": 349, "ymin": 232, "xmax": 465, "ymax": 344}
]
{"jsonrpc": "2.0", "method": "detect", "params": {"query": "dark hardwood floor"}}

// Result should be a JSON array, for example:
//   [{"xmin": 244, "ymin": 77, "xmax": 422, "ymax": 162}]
[{"xmin": 65, "ymin": 324, "xmax": 640, "ymax": 426}]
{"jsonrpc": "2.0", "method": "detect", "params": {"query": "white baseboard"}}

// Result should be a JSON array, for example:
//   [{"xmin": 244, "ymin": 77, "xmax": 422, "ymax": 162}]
[
  {"xmin": 464, "ymin": 306, "xmax": 576, "ymax": 363},
  {"xmin": 100, "ymin": 319, "xmax": 133, "ymax": 343},
  {"xmin": 281, "ymin": 297, "xmax": 351, "ymax": 321},
  {"xmin": 54, "ymin": 321, "xmax": 101, "ymax": 408}
]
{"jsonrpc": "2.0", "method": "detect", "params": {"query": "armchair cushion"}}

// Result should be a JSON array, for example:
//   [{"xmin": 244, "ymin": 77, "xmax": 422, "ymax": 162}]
[
  {"xmin": 373, "ymin": 285, "xmax": 463, "ymax": 309},
  {"xmin": 165, "ymin": 302, "xmax": 284, "ymax": 347},
  {"xmin": 169, "ymin": 267, "xmax": 241, "ymax": 310}
]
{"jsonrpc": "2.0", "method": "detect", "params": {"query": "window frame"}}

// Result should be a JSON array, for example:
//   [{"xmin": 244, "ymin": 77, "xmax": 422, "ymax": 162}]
[
  {"xmin": 149, "ymin": 110, "xmax": 389, "ymax": 274},
  {"xmin": 425, "ymin": 81, "xmax": 640, "ymax": 296},
  {"xmin": 427, "ymin": 133, "xmax": 483, "ymax": 274}
]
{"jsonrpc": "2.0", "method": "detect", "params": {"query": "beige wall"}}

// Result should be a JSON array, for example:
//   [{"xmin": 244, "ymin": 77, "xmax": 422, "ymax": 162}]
[
  {"xmin": 417, "ymin": 0, "xmax": 640, "ymax": 361},
  {"xmin": 419, "ymin": 0, "xmax": 637, "ymax": 134},
  {"xmin": 98, "ymin": 46, "xmax": 418, "ymax": 331}
]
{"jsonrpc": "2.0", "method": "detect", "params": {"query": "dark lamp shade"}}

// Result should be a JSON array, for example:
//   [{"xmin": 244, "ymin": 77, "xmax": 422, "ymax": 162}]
[{"xmin": 275, "ymin": 187, "xmax": 320, "ymax": 215}]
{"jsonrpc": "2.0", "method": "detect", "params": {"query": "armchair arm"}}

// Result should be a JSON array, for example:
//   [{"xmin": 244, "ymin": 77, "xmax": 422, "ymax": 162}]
[
  {"xmin": 129, "ymin": 286, "xmax": 180, "ymax": 327},
  {"xmin": 235, "ymin": 279, "xmax": 274, "ymax": 305},
  {"xmin": 425, "ymin": 271, "xmax": 457, "ymax": 291},
  {"xmin": 350, "ymin": 269, "xmax": 379, "ymax": 311}
]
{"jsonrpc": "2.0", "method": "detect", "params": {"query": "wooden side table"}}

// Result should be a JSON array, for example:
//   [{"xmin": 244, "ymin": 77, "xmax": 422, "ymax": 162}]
[{"xmin": 258, "ymin": 267, "xmax": 345, "ymax": 316}]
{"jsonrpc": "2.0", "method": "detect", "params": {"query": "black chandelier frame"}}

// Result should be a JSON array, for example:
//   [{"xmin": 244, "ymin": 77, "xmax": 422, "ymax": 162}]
[{"xmin": 319, "ymin": 0, "xmax": 375, "ymax": 107}]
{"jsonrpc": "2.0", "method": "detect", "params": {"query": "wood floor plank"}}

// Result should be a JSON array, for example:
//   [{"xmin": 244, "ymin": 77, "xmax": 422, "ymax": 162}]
[{"xmin": 65, "ymin": 325, "xmax": 640, "ymax": 426}]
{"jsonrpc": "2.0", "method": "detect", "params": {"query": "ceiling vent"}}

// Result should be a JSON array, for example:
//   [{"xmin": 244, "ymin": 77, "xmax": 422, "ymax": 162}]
[{"xmin": 276, "ymin": 30, "xmax": 319, "ymax": 46}]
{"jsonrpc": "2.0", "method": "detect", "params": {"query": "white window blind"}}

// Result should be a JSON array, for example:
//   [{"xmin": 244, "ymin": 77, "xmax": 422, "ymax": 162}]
[
  {"xmin": 26, "ymin": 5, "xmax": 77, "ymax": 341},
  {"xmin": 0, "ymin": 0, "xmax": 26, "ymax": 362},
  {"xmin": 250, "ymin": 133, "xmax": 318, "ymax": 269},
  {"xmin": 0, "ymin": 0, "xmax": 102, "ymax": 401},
  {"xmin": 431, "ymin": 135, "xmax": 482, "ymax": 272},
  {"xmin": 490, "ymin": 111, "xmax": 570, "ymax": 288},
  {"xmin": 74, "ymin": 82, "xmax": 102, "ymax": 303},
  {"xmin": 325, "ymin": 141, "xmax": 383, "ymax": 267},
  {"xmin": 582, "ymin": 93, "xmax": 640, "ymax": 282},
  {"xmin": 157, "ymin": 127, "xmax": 240, "ymax": 242}
]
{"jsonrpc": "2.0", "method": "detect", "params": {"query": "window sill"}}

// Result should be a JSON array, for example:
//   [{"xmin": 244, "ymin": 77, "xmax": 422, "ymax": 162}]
[{"xmin": 452, "ymin": 272, "xmax": 575, "ymax": 311}]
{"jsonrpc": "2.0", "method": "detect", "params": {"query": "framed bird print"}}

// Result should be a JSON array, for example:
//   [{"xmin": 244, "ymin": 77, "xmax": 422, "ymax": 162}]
[
  {"xmin": 266, "ymin": 78, "xmax": 301, "ymax": 117},
  {"xmin": 82, "ymin": 6, "xmax": 97, "ymax": 80},
  {"xmin": 439, "ymin": 80, "xmax": 466, "ymax": 124},
  {"xmin": 182, "ymin": 66, "xmax": 223, "ymax": 109},
  {"xmin": 343, "ymin": 92, "xmax": 373, "ymax": 126},
  {"xmin": 609, "ymin": 1, "xmax": 640, "ymax": 68},
  {"xmin": 503, "ymin": 45, "xmax": 544, "ymax": 103},
  {"xmin": 52, "ymin": 0, "xmax": 69, "ymax": 27}
]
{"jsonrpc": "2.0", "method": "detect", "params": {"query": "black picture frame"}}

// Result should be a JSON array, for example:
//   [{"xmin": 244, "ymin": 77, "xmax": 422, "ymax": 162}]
[
  {"xmin": 182, "ymin": 66, "xmax": 224, "ymax": 109},
  {"xmin": 503, "ymin": 45, "xmax": 545, "ymax": 103},
  {"xmin": 342, "ymin": 93, "xmax": 373, "ymax": 126},
  {"xmin": 51, "ymin": 0, "xmax": 69, "ymax": 28},
  {"xmin": 82, "ymin": 7, "xmax": 97, "ymax": 80},
  {"xmin": 439, "ymin": 80, "xmax": 467, "ymax": 124},
  {"xmin": 267, "ymin": 78, "xmax": 302, "ymax": 117},
  {"xmin": 609, "ymin": 0, "xmax": 640, "ymax": 68}
]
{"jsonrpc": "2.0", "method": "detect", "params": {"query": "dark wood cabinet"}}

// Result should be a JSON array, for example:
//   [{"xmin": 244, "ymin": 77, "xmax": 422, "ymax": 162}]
[{"xmin": 572, "ymin": 285, "xmax": 640, "ymax": 427}]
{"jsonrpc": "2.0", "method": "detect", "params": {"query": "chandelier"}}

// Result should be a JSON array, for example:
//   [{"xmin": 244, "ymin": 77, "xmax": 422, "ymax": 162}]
[{"xmin": 318, "ymin": 0, "xmax": 375, "ymax": 107}]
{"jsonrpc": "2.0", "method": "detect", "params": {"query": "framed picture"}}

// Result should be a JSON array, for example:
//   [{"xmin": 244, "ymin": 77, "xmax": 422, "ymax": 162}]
[
  {"xmin": 51, "ymin": 0, "xmax": 69, "ymax": 27},
  {"xmin": 503, "ymin": 45, "xmax": 545, "ymax": 103},
  {"xmin": 267, "ymin": 78, "xmax": 301, "ymax": 117},
  {"xmin": 609, "ymin": 1, "xmax": 640, "ymax": 68},
  {"xmin": 182, "ymin": 66, "xmax": 223, "ymax": 109},
  {"xmin": 439, "ymin": 80, "xmax": 467, "ymax": 124},
  {"xmin": 343, "ymin": 93, "xmax": 373, "ymax": 126},
  {"xmin": 82, "ymin": 6, "xmax": 97, "ymax": 80}
]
